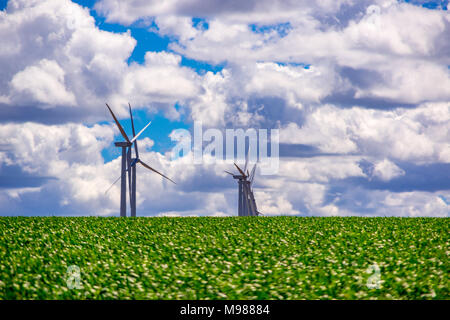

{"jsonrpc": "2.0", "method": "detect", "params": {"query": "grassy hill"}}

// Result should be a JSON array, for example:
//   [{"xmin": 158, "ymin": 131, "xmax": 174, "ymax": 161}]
[{"xmin": 0, "ymin": 216, "xmax": 448, "ymax": 299}]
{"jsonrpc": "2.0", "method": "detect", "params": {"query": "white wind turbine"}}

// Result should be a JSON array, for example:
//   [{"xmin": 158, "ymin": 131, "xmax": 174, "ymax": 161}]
[{"xmin": 105, "ymin": 103, "xmax": 175, "ymax": 217}]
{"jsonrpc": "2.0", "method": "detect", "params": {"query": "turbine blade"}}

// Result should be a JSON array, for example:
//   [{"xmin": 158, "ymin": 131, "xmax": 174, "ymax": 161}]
[
  {"xmin": 224, "ymin": 170, "xmax": 235, "ymax": 176},
  {"xmin": 104, "ymin": 175, "xmax": 121, "ymax": 195},
  {"xmin": 105, "ymin": 103, "xmax": 130, "ymax": 143},
  {"xmin": 234, "ymin": 163, "xmax": 246, "ymax": 177},
  {"xmin": 138, "ymin": 160, "xmax": 176, "ymax": 184},
  {"xmin": 244, "ymin": 145, "xmax": 250, "ymax": 173},
  {"xmin": 250, "ymin": 163, "xmax": 257, "ymax": 187},
  {"xmin": 128, "ymin": 103, "xmax": 137, "ymax": 137},
  {"xmin": 128, "ymin": 103, "xmax": 139, "ymax": 158},
  {"xmin": 130, "ymin": 120, "xmax": 151, "ymax": 144},
  {"xmin": 248, "ymin": 186, "xmax": 259, "ymax": 216}
]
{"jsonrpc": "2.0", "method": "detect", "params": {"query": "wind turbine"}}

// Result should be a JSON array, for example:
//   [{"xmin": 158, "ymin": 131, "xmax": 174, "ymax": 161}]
[
  {"xmin": 105, "ymin": 103, "xmax": 175, "ymax": 217},
  {"xmin": 225, "ymin": 149, "xmax": 260, "ymax": 216}
]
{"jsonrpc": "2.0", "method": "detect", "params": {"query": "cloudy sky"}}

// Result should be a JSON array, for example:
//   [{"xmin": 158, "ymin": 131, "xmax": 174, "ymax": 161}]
[{"xmin": 0, "ymin": 0, "xmax": 448, "ymax": 217}]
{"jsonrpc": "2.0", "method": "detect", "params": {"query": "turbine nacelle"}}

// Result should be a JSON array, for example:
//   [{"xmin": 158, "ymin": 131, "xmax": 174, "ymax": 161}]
[{"xmin": 114, "ymin": 142, "xmax": 132, "ymax": 147}]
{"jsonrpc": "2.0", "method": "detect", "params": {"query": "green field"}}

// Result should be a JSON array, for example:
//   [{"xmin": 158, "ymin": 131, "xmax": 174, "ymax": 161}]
[{"xmin": 0, "ymin": 217, "xmax": 448, "ymax": 299}]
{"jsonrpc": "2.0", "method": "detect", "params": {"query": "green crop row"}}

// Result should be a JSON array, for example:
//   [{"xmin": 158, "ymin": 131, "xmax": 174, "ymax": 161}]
[{"xmin": 0, "ymin": 216, "xmax": 448, "ymax": 299}]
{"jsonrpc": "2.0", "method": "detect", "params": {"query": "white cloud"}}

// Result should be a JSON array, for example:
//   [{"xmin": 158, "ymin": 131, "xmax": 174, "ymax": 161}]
[
  {"xmin": 344, "ymin": 3, "xmax": 447, "ymax": 57},
  {"xmin": 94, "ymin": 0, "xmax": 347, "ymax": 25},
  {"xmin": 380, "ymin": 191, "xmax": 449, "ymax": 217},
  {"xmin": 155, "ymin": 15, "xmax": 199, "ymax": 41},
  {"xmin": 280, "ymin": 102, "xmax": 450, "ymax": 163},
  {"xmin": 372, "ymin": 158, "xmax": 405, "ymax": 181},
  {"xmin": 0, "ymin": 122, "xmax": 232, "ymax": 216},
  {"xmin": 116, "ymin": 52, "xmax": 200, "ymax": 116},
  {"xmin": 244, "ymin": 62, "xmax": 338, "ymax": 105},
  {"xmin": 0, "ymin": 0, "xmax": 449, "ymax": 218},
  {"xmin": 0, "ymin": 122, "xmax": 114, "ymax": 171},
  {"xmin": 189, "ymin": 70, "xmax": 230, "ymax": 125},
  {"xmin": 0, "ymin": 122, "xmax": 116, "ymax": 214},
  {"xmin": 10, "ymin": 59, "xmax": 76, "ymax": 106},
  {"xmin": 0, "ymin": 120, "xmax": 447, "ymax": 217},
  {"xmin": 0, "ymin": 0, "xmax": 204, "ymax": 122},
  {"xmin": 257, "ymin": 192, "xmax": 301, "ymax": 216},
  {"xmin": 354, "ymin": 60, "xmax": 450, "ymax": 104},
  {"xmin": 163, "ymin": 1, "xmax": 450, "ymax": 105},
  {"xmin": 279, "ymin": 156, "xmax": 365, "ymax": 183},
  {"xmin": 0, "ymin": 0, "xmax": 134, "ymax": 113}
]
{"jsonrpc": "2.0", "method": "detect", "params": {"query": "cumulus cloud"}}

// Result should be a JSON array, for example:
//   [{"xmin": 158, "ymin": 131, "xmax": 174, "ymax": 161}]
[
  {"xmin": 0, "ymin": 119, "xmax": 447, "ymax": 217},
  {"xmin": 0, "ymin": 0, "xmax": 448, "ymax": 217},
  {"xmin": 244, "ymin": 62, "xmax": 338, "ymax": 105},
  {"xmin": 0, "ymin": 122, "xmax": 216, "ymax": 216},
  {"xmin": 372, "ymin": 159, "xmax": 405, "ymax": 181},
  {"xmin": 161, "ymin": 1, "xmax": 450, "ymax": 107},
  {"xmin": 0, "ymin": 0, "xmax": 204, "ymax": 122},
  {"xmin": 0, "ymin": 0, "xmax": 131, "ymax": 119},
  {"xmin": 10, "ymin": 59, "xmax": 76, "ymax": 106},
  {"xmin": 380, "ymin": 191, "xmax": 448, "ymax": 217},
  {"xmin": 117, "ymin": 52, "xmax": 200, "ymax": 118},
  {"xmin": 279, "ymin": 102, "xmax": 450, "ymax": 163},
  {"xmin": 0, "ymin": 122, "xmax": 116, "ymax": 215}
]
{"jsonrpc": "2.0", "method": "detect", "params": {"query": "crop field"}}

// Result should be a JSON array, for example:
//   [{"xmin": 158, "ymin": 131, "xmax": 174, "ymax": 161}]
[{"xmin": 0, "ymin": 217, "xmax": 448, "ymax": 299}]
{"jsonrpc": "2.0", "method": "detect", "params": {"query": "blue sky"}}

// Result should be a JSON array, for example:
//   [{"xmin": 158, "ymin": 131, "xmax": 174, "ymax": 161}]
[{"xmin": 0, "ymin": 0, "xmax": 448, "ymax": 217}]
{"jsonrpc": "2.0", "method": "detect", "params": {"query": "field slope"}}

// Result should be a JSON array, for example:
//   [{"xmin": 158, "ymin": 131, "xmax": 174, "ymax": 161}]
[{"xmin": 0, "ymin": 217, "xmax": 448, "ymax": 299}]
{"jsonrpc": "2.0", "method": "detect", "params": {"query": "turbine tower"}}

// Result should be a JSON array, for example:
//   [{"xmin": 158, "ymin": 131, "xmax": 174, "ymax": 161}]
[
  {"xmin": 105, "ymin": 103, "xmax": 175, "ymax": 217},
  {"xmin": 225, "ymin": 150, "xmax": 260, "ymax": 216}
]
